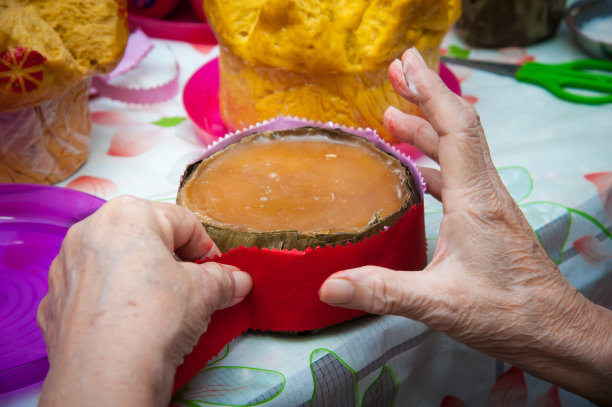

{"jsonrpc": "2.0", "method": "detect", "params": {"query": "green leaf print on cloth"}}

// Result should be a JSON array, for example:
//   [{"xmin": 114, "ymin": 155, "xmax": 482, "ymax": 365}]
[
  {"xmin": 310, "ymin": 348, "xmax": 358, "ymax": 407},
  {"xmin": 175, "ymin": 366, "xmax": 286, "ymax": 406},
  {"xmin": 361, "ymin": 366, "xmax": 398, "ymax": 407},
  {"xmin": 425, "ymin": 165, "xmax": 612, "ymax": 266}
]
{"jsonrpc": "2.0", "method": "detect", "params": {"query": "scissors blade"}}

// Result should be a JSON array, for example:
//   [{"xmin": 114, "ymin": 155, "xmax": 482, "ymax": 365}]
[{"xmin": 441, "ymin": 56, "xmax": 520, "ymax": 78}]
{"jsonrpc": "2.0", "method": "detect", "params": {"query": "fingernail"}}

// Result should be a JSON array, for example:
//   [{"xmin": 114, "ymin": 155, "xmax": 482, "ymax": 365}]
[
  {"xmin": 385, "ymin": 105, "xmax": 402, "ymax": 116},
  {"xmin": 200, "ymin": 241, "xmax": 221, "ymax": 261},
  {"xmin": 232, "ymin": 271, "xmax": 252, "ymax": 298},
  {"xmin": 392, "ymin": 58, "xmax": 402, "ymax": 69},
  {"xmin": 402, "ymin": 48, "xmax": 423, "ymax": 97},
  {"xmin": 403, "ymin": 47, "xmax": 425, "ymax": 74},
  {"xmin": 402, "ymin": 47, "xmax": 416, "ymax": 74},
  {"xmin": 319, "ymin": 279, "xmax": 355, "ymax": 305}
]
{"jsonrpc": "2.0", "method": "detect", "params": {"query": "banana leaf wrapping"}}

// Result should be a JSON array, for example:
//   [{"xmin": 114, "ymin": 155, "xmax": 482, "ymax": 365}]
[{"xmin": 178, "ymin": 125, "xmax": 420, "ymax": 252}]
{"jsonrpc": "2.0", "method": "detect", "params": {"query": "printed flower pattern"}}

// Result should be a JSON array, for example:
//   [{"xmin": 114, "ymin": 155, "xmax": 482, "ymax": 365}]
[
  {"xmin": 66, "ymin": 175, "xmax": 118, "ymax": 198},
  {"xmin": 91, "ymin": 110, "xmax": 186, "ymax": 157},
  {"xmin": 427, "ymin": 166, "xmax": 612, "ymax": 268},
  {"xmin": 496, "ymin": 47, "xmax": 536, "ymax": 65},
  {"xmin": 0, "ymin": 46, "xmax": 46, "ymax": 93},
  {"xmin": 571, "ymin": 172, "xmax": 612, "ymax": 266},
  {"xmin": 486, "ymin": 367, "xmax": 527, "ymax": 407},
  {"xmin": 106, "ymin": 126, "xmax": 165, "ymax": 157},
  {"xmin": 174, "ymin": 366, "xmax": 285, "ymax": 406},
  {"xmin": 175, "ymin": 344, "xmax": 402, "ymax": 406},
  {"xmin": 190, "ymin": 43, "xmax": 216, "ymax": 55},
  {"xmin": 442, "ymin": 367, "xmax": 560, "ymax": 407},
  {"xmin": 585, "ymin": 172, "xmax": 612, "ymax": 224},
  {"xmin": 573, "ymin": 236, "xmax": 612, "ymax": 265}
]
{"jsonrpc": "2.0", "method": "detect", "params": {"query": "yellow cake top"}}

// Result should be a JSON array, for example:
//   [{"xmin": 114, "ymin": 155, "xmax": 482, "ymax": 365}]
[
  {"xmin": 0, "ymin": 0, "xmax": 128, "ymax": 111},
  {"xmin": 204, "ymin": 0, "xmax": 461, "ymax": 73}
]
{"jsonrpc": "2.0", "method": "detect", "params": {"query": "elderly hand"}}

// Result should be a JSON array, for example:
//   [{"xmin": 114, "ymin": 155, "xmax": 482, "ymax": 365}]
[
  {"xmin": 37, "ymin": 196, "xmax": 252, "ymax": 407},
  {"xmin": 319, "ymin": 48, "xmax": 612, "ymax": 404}
]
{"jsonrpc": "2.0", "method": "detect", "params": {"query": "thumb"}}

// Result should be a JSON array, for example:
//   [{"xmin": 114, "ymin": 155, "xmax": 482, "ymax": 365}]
[
  {"xmin": 319, "ymin": 266, "xmax": 434, "ymax": 319},
  {"xmin": 185, "ymin": 262, "xmax": 253, "ymax": 316}
]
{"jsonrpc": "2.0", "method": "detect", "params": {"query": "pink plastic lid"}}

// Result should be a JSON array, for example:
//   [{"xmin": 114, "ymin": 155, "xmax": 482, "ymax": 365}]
[
  {"xmin": 0, "ymin": 184, "xmax": 104, "ymax": 394},
  {"xmin": 183, "ymin": 57, "xmax": 462, "ymax": 146}
]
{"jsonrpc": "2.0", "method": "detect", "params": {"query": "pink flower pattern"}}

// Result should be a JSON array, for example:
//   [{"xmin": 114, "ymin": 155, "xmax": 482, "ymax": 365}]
[
  {"xmin": 442, "ymin": 367, "xmax": 561, "ymax": 407},
  {"xmin": 462, "ymin": 95, "xmax": 479, "ymax": 105},
  {"xmin": 440, "ymin": 395, "xmax": 468, "ymax": 407},
  {"xmin": 573, "ymin": 236, "xmax": 612, "ymax": 265},
  {"xmin": 190, "ymin": 43, "xmax": 215, "ymax": 55},
  {"xmin": 571, "ymin": 172, "xmax": 612, "ymax": 266},
  {"xmin": 91, "ymin": 110, "xmax": 165, "ymax": 157},
  {"xmin": 91, "ymin": 110, "xmax": 141, "ymax": 126},
  {"xmin": 486, "ymin": 367, "xmax": 527, "ymax": 407},
  {"xmin": 584, "ymin": 172, "xmax": 612, "ymax": 224},
  {"xmin": 496, "ymin": 47, "xmax": 536, "ymax": 65},
  {"xmin": 66, "ymin": 175, "xmax": 117, "ymax": 198},
  {"xmin": 533, "ymin": 385, "xmax": 562, "ymax": 407},
  {"xmin": 107, "ymin": 126, "xmax": 164, "ymax": 157}
]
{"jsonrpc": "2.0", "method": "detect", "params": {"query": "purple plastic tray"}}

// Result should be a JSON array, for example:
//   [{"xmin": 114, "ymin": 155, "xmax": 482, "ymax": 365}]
[{"xmin": 0, "ymin": 184, "xmax": 104, "ymax": 394}]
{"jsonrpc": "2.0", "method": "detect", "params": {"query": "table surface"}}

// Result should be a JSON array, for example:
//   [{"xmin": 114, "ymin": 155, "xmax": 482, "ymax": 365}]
[{"xmin": 2, "ymin": 19, "xmax": 611, "ymax": 407}]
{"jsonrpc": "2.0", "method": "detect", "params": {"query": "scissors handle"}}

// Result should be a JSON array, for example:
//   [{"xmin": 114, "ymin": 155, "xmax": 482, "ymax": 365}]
[{"xmin": 516, "ymin": 59, "xmax": 612, "ymax": 105}]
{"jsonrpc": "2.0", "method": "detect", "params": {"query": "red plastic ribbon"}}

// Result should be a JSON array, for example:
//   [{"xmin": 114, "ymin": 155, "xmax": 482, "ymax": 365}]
[{"xmin": 173, "ymin": 201, "xmax": 426, "ymax": 393}]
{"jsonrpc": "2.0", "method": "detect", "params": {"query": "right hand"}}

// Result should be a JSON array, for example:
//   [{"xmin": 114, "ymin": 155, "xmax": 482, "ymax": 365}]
[{"xmin": 320, "ymin": 47, "xmax": 612, "ymax": 405}]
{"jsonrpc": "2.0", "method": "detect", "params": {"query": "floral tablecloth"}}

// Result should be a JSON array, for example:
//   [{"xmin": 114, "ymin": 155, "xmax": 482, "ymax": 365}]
[{"xmin": 2, "ymin": 18, "xmax": 611, "ymax": 407}]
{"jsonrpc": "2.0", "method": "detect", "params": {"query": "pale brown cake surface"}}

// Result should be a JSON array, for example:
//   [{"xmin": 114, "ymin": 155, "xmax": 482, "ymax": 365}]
[{"xmin": 178, "ymin": 130, "xmax": 412, "ymax": 235}]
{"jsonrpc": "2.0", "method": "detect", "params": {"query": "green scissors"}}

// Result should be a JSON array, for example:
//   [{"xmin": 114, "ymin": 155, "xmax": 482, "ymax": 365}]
[{"xmin": 441, "ymin": 56, "xmax": 612, "ymax": 105}]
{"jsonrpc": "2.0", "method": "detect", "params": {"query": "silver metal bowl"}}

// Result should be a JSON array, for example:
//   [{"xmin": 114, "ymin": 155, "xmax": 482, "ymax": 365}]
[{"xmin": 565, "ymin": 0, "xmax": 612, "ymax": 59}]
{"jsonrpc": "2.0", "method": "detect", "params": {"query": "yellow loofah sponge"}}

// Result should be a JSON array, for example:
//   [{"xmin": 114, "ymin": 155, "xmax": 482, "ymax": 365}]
[
  {"xmin": 204, "ymin": 0, "xmax": 460, "ymax": 141},
  {"xmin": 0, "ymin": 0, "xmax": 128, "ymax": 112}
]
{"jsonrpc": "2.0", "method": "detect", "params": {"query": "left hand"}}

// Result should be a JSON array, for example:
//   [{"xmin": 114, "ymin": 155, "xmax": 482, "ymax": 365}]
[{"xmin": 37, "ymin": 196, "xmax": 252, "ymax": 407}]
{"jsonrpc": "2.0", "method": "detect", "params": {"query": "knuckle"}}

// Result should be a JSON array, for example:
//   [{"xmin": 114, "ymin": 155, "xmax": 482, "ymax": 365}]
[
  {"xmin": 414, "ymin": 123, "xmax": 438, "ymax": 159},
  {"xmin": 365, "ymin": 269, "xmax": 403, "ymax": 315},
  {"xmin": 87, "ymin": 196, "xmax": 159, "ymax": 243},
  {"xmin": 455, "ymin": 104, "xmax": 482, "ymax": 134},
  {"xmin": 62, "ymin": 221, "xmax": 83, "ymax": 245},
  {"xmin": 107, "ymin": 194, "xmax": 141, "ymax": 209},
  {"xmin": 422, "ymin": 78, "xmax": 453, "ymax": 107},
  {"xmin": 152, "ymin": 206, "xmax": 175, "ymax": 237},
  {"xmin": 198, "ymin": 262, "xmax": 235, "ymax": 304},
  {"xmin": 98, "ymin": 195, "xmax": 146, "ymax": 224},
  {"xmin": 414, "ymin": 122, "xmax": 431, "ymax": 141}
]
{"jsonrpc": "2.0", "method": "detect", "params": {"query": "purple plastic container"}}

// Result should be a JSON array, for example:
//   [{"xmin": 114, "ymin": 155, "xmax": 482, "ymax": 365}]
[{"xmin": 0, "ymin": 184, "xmax": 104, "ymax": 394}]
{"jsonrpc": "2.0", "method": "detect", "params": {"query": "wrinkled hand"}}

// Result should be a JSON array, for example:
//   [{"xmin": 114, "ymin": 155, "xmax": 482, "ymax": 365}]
[
  {"xmin": 37, "ymin": 196, "xmax": 252, "ymax": 407},
  {"xmin": 319, "ymin": 48, "xmax": 612, "ymax": 404}
]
